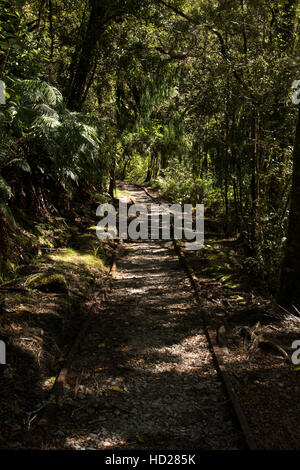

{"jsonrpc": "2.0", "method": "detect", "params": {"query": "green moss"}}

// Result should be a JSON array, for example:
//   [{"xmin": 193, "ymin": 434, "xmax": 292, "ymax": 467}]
[
  {"xmin": 25, "ymin": 272, "xmax": 68, "ymax": 293},
  {"xmin": 200, "ymin": 240, "xmax": 244, "ymax": 290},
  {"xmin": 218, "ymin": 274, "xmax": 241, "ymax": 289},
  {"xmin": 49, "ymin": 248, "xmax": 107, "ymax": 272},
  {"xmin": 115, "ymin": 189, "xmax": 131, "ymax": 198},
  {"xmin": 224, "ymin": 282, "xmax": 241, "ymax": 290},
  {"xmin": 37, "ymin": 236, "xmax": 55, "ymax": 248}
]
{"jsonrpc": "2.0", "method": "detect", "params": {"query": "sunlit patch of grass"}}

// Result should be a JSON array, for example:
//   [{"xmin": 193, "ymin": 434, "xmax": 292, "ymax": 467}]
[
  {"xmin": 116, "ymin": 188, "xmax": 135, "ymax": 201},
  {"xmin": 48, "ymin": 248, "xmax": 108, "ymax": 272}
]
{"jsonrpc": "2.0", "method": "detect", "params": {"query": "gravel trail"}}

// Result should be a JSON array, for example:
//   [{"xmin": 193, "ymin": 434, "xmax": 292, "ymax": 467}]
[{"xmin": 47, "ymin": 185, "xmax": 244, "ymax": 450}]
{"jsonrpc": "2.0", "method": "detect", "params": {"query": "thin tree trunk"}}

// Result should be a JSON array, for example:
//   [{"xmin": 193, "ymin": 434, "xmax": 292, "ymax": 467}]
[
  {"xmin": 250, "ymin": 102, "xmax": 258, "ymax": 250},
  {"xmin": 48, "ymin": 0, "xmax": 54, "ymax": 60}
]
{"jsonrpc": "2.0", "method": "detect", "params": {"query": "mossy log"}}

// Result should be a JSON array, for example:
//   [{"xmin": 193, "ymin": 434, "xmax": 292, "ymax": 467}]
[{"xmin": 25, "ymin": 272, "xmax": 68, "ymax": 293}]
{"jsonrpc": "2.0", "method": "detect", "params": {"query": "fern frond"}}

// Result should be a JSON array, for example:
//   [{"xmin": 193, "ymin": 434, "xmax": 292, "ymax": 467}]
[
  {"xmin": 33, "ymin": 115, "xmax": 62, "ymax": 130},
  {"xmin": 0, "ymin": 176, "xmax": 12, "ymax": 203},
  {"xmin": 0, "ymin": 203, "xmax": 17, "ymax": 229},
  {"xmin": 11, "ymin": 78, "xmax": 63, "ymax": 107},
  {"xmin": 5, "ymin": 158, "xmax": 31, "ymax": 173}
]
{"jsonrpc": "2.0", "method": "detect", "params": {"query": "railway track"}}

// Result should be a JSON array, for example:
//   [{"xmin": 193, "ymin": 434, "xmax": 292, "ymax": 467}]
[
  {"xmin": 27, "ymin": 183, "xmax": 255, "ymax": 450},
  {"xmin": 139, "ymin": 183, "xmax": 257, "ymax": 450}
]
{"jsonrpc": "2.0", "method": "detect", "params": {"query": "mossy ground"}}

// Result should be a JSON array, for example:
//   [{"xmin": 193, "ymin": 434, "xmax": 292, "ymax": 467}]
[
  {"xmin": 0, "ymin": 198, "xmax": 114, "ymax": 448},
  {"xmin": 183, "ymin": 236, "xmax": 256, "ymax": 293}
]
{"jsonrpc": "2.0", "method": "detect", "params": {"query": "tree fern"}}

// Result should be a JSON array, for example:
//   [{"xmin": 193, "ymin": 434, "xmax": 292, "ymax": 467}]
[{"xmin": 0, "ymin": 77, "xmax": 102, "ymax": 190}]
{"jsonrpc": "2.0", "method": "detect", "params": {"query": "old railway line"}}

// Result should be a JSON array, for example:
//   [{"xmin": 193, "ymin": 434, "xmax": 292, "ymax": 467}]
[
  {"xmin": 29, "ymin": 183, "xmax": 255, "ymax": 450},
  {"xmin": 139, "ymin": 183, "xmax": 256, "ymax": 450}
]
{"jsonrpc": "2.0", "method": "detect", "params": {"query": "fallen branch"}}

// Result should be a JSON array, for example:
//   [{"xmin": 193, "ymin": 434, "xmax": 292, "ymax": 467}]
[{"xmin": 242, "ymin": 323, "xmax": 290, "ymax": 360}]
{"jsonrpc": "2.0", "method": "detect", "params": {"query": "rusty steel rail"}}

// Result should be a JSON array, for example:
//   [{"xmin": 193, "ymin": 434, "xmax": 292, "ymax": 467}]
[
  {"xmin": 26, "ymin": 240, "xmax": 121, "ymax": 445},
  {"xmin": 139, "ymin": 183, "xmax": 257, "ymax": 450}
]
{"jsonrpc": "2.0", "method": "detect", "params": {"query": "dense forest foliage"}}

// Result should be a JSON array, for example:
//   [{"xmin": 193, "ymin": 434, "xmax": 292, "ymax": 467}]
[{"xmin": 0, "ymin": 0, "xmax": 299, "ymax": 306}]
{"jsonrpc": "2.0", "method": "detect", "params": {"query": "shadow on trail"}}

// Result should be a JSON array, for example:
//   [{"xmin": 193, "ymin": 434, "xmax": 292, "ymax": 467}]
[{"xmin": 39, "ymin": 239, "xmax": 246, "ymax": 450}]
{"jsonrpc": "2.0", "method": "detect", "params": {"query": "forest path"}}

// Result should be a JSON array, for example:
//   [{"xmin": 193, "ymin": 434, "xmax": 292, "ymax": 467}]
[{"xmin": 44, "ymin": 184, "xmax": 243, "ymax": 450}]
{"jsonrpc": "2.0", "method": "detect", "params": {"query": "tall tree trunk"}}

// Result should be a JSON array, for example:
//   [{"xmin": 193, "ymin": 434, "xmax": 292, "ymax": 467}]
[
  {"xmin": 278, "ymin": 105, "xmax": 300, "ymax": 306},
  {"xmin": 250, "ymin": 102, "xmax": 258, "ymax": 251},
  {"xmin": 67, "ymin": 1, "xmax": 107, "ymax": 110},
  {"xmin": 109, "ymin": 155, "xmax": 116, "ymax": 198},
  {"xmin": 67, "ymin": 0, "xmax": 139, "ymax": 110},
  {"xmin": 224, "ymin": 72, "xmax": 230, "ymax": 235},
  {"xmin": 48, "ymin": 0, "xmax": 54, "ymax": 60},
  {"xmin": 145, "ymin": 153, "xmax": 155, "ymax": 182}
]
